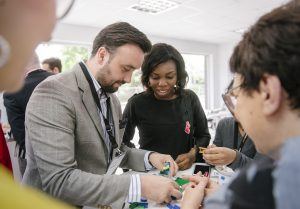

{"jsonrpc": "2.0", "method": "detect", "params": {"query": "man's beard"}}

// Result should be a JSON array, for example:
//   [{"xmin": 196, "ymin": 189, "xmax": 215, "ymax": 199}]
[
  {"xmin": 98, "ymin": 63, "xmax": 125, "ymax": 93},
  {"xmin": 101, "ymin": 84, "xmax": 118, "ymax": 93},
  {"xmin": 101, "ymin": 80, "xmax": 126, "ymax": 93}
]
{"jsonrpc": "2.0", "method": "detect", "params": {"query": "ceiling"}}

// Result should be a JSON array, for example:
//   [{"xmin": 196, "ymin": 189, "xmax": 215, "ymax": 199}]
[{"xmin": 61, "ymin": 0, "xmax": 289, "ymax": 44}]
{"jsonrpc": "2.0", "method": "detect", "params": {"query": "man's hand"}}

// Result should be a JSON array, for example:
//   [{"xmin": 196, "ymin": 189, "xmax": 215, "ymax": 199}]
[
  {"xmin": 148, "ymin": 152, "xmax": 178, "ymax": 176},
  {"xmin": 175, "ymin": 148, "xmax": 196, "ymax": 170},
  {"xmin": 140, "ymin": 175, "xmax": 182, "ymax": 203},
  {"xmin": 1, "ymin": 123, "xmax": 11, "ymax": 134},
  {"xmin": 181, "ymin": 174, "xmax": 209, "ymax": 209},
  {"xmin": 203, "ymin": 147, "xmax": 236, "ymax": 166}
]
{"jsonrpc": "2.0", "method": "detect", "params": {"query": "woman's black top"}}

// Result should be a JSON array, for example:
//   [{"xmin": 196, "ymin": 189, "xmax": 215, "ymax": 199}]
[{"xmin": 122, "ymin": 89, "xmax": 210, "ymax": 161}]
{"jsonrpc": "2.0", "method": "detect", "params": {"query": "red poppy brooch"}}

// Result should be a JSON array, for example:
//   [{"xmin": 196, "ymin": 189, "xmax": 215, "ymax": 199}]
[{"xmin": 185, "ymin": 121, "xmax": 191, "ymax": 134}]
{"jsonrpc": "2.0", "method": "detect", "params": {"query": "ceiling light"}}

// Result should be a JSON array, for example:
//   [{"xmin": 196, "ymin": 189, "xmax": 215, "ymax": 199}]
[{"xmin": 129, "ymin": 0, "xmax": 179, "ymax": 15}]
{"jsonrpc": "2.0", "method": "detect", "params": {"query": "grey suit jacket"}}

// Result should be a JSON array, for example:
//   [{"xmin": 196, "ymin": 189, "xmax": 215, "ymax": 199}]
[{"xmin": 22, "ymin": 64, "xmax": 148, "ymax": 208}]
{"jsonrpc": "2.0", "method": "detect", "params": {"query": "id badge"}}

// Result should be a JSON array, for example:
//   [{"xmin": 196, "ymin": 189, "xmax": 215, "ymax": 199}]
[{"xmin": 106, "ymin": 149, "xmax": 127, "ymax": 175}]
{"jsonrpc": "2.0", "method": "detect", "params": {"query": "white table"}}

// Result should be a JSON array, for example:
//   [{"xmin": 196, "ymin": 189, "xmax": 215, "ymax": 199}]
[{"xmin": 125, "ymin": 163, "xmax": 234, "ymax": 209}]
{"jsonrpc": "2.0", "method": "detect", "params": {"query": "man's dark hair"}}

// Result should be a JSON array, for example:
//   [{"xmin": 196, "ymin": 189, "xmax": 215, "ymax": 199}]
[
  {"xmin": 42, "ymin": 57, "xmax": 62, "ymax": 73},
  {"xmin": 141, "ymin": 43, "xmax": 188, "ymax": 94},
  {"xmin": 91, "ymin": 22, "xmax": 152, "ymax": 56},
  {"xmin": 230, "ymin": 0, "xmax": 300, "ymax": 110}
]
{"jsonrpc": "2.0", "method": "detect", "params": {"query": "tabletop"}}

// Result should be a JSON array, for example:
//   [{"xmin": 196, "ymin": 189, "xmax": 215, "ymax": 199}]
[{"xmin": 125, "ymin": 163, "xmax": 234, "ymax": 209}]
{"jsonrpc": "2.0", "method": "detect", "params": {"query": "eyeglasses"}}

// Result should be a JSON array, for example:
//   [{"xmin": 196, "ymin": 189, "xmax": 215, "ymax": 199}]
[
  {"xmin": 222, "ymin": 84, "xmax": 242, "ymax": 114},
  {"xmin": 56, "ymin": 0, "xmax": 75, "ymax": 20}
]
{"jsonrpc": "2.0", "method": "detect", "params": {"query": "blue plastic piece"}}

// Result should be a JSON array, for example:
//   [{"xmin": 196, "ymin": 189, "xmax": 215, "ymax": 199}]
[{"xmin": 167, "ymin": 203, "xmax": 180, "ymax": 209}]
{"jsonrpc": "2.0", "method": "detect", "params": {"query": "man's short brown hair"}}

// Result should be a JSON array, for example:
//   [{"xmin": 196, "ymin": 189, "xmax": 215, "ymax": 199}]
[
  {"xmin": 91, "ymin": 22, "xmax": 152, "ymax": 56},
  {"xmin": 230, "ymin": 0, "xmax": 300, "ymax": 110},
  {"xmin": 42, "ymin": 57, "xmax": 62, "ymax": 73}
]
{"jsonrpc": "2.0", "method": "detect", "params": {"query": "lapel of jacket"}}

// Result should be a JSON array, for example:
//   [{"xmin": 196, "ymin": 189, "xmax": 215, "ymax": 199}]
[{"xmin": 73, "ymin": 63, "xmax": 109, "ymax": 156}]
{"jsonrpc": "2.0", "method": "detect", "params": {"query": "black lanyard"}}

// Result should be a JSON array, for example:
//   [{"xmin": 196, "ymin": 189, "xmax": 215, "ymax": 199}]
[
  {"xmin": 233, "ymin": 122, "xmax": 248, "ymax": 152},
  {"xmin": 238, "ymin": 133, "xmax": 248, "ymax": 152},
  {"xmin": 79, "ymin": 62, "xmax": 118, "ymax": 149}
]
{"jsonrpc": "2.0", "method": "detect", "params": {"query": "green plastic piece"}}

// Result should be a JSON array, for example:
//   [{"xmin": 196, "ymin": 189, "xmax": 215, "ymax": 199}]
[
  {"xmin": 129, "ymin": 202, "xmax": 147, "ymax": 209},
  {"xmin": 159, "ymin": 162, "xmax": 171, "ymax": 177},
  {"xmin": 129, "ymin": 203, "xmax": 140, "ymax": 209},
  {"xmin": 175, "ymin": 177, "xmax": 190, "ymax": 186}
]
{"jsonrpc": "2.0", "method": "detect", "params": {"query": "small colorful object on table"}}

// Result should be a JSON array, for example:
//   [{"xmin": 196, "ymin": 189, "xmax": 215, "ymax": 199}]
[
  {"xmin": 159, "ymin": 162, "xmax": 171, "ymax": 177},
  {"xmin": 167, "ymin": 203, "xmax": 180, "ymax": 209},
  {"xmin": 175, "ymin": 177, "xmax": 189, "ymax": 193},
  {"xmin": 199, "ymin": 147, "xmax": 207, "ymax": 154},
  {"xmin": 129, "ymin": 198, "xmax": 148, "ymax": 209},
  {"xmin": 129, "ymin": 203, "xmax": 144, "ymax": 209},
  {"xmin": 175, "ymin": 177, "xmax": 189, "ymax": 187}
]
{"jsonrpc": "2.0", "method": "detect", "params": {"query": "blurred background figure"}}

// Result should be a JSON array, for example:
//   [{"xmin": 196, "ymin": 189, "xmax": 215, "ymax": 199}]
[
  {"xmin": 4, "ymin": 52, "xmax": 53, "ymax": 177},
  {"xmin": 42, "ymin": 57, "xmax": 62, "ymax": 74},
  {"xmin": 123, "ymin": 43, "xmax": 210, "ymax": 170}
]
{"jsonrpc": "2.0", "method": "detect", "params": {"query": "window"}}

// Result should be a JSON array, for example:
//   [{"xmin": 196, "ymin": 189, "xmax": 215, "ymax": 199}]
[
  {"xmin": 116, "ymin": 70, "xmax": 144, "ymax": 110},
  {"xmin": 117, "ymin": 53, "xmax": 206, "ymax": 110},
  {"xmin": 36, "ymin": 43, "xmax": 89, "ymax": 72},
  {"xmin": 37, "ymin": 43, "xmax": 206, "ymax": 110},
  {"xmin": 182, "ymin": 53, "xmax": 206, "ymax": 108}
]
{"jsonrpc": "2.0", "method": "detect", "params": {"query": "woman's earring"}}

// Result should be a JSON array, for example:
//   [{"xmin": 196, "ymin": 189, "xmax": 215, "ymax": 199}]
[
  {"xmin": 0, "ymin": 35, "xmax": 11, "ymax": 69},
  {"xmin": 174, "ymin": 83, "xmax": 179, "ymax": 91}
]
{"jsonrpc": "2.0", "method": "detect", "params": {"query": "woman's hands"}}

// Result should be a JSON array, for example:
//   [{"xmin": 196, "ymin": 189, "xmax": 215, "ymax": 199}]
[{"xmin": 175, "ymin": 148, "xmax": 196, "ymax": 170}]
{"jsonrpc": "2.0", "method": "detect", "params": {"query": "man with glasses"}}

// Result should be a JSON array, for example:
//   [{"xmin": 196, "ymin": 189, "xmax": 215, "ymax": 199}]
[
  {"xmin": 221, "ymin": 82, "xmax": 241, "ymax": 115},
  {"xmin": 181, "ymin": 1, "xmax": 300, "ymax": 209}
]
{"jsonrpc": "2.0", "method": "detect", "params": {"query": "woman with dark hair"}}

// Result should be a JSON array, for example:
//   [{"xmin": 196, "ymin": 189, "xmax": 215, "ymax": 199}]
[{"xmin": 122, "ymin": 43, "xmax": 210, "ymax": 170}]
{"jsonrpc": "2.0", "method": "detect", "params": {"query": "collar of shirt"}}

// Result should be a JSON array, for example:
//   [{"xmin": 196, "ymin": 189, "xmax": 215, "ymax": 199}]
[{"xmin": 81, "ymin": 61, "xmax": 108, "ymax": 101}]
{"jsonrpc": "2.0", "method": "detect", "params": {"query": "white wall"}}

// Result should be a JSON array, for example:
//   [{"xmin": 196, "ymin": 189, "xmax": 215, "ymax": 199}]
[
  {"xmin": 51, "ymin": 23, "xmax": 95, "ymax": 46},
  {"xmin": 51, "ymin": 23, "xmax": 238, "ymax": 110},
  {"xmin": 214, "ymin": 42, "xmax": 238, "ymax": 108}
]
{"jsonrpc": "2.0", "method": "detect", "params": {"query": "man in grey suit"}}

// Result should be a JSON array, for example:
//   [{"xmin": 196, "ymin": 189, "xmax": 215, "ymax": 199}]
[{"xmin": 23, "ymin": 22, "xmax": 181, "ymax": 209}]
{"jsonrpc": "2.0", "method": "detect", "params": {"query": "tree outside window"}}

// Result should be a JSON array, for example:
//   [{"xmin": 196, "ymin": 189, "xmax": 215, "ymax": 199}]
[{"xmin": 36, "ymin": 43, "xmax": 89, "ymax": 72}]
